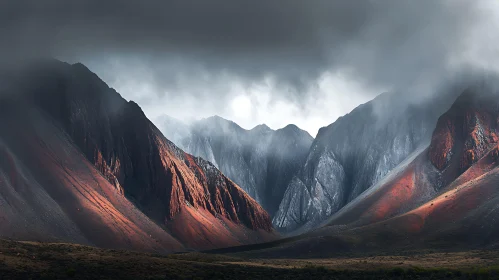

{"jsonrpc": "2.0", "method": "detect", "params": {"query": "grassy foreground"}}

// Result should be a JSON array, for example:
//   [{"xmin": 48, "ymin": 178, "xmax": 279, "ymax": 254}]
[{"xmin": 1, "ymin": 239, "xmax": 499, "ymax": 279}]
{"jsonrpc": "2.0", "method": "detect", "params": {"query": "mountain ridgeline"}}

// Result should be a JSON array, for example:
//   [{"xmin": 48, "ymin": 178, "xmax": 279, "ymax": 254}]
[
  {"xmin": 3, "ymin": 58, "xmax": 499, "ymax": 259},
  {"xmin": 160, "ymin": 88, "xmax": 464, "ymax": 234}
]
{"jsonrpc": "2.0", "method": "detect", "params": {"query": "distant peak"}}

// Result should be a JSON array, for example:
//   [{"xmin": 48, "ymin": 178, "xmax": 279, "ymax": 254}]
[
  {"xmin": 283, "ymin": 124, "xmax": 299, "ymax": 130},
  {"xmin": 279, "ymin": 124, "xmax": 302, "ymax": 133},
  {"xmin": 277, "ymin": 124, "xmax": 314, "ymax": 139},
  {"xmin": 251, "ymin": 124, "xmax": 273, "ymax": 132},
  {"xmin": 204, "ymin": 115, "xmax": 231, "ymax": 123}
]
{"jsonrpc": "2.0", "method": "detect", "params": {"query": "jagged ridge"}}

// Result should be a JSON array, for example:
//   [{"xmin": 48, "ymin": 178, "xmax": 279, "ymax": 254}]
[{"xmin": 159, "ymin": 115, "xmax": 314, "ymax": 217}]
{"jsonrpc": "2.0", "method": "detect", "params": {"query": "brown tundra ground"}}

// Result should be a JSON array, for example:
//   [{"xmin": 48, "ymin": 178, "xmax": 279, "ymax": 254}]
[{"xmin": 1, "ymin": 239, "xmax": 499, "ymax": 279}]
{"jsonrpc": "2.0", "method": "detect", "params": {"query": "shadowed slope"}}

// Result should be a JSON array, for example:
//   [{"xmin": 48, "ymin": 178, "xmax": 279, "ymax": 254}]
[
  {"xmin": 0, "ymin": 60, "xmax": 274, "ymax": 251},
  {"xmin": 0, "ymin": 101, "xmax": 184, "ymax": 253}
]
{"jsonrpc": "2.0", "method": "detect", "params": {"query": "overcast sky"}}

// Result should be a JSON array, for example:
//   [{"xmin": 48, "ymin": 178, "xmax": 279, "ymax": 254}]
[{"xmin": 2, "ymin": 0, "xmax": 499, "ymax": 136}]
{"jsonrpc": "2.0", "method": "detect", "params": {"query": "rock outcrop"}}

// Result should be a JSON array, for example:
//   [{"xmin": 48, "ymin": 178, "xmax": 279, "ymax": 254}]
[
  {"xmin": 273, "ymin": 91, "xmax": 459, "ymax": 233},
  {"xmin": 429, "ymin": 89, "xmax": 499, "ymax": 185}
]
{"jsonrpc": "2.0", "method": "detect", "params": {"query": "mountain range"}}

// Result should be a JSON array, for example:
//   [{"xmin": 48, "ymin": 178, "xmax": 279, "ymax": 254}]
[
  {"xmin": 160, "ymin": 87, "xmax": 462, "ymax": 234},
  {"xmin": 2, "ymin": 59, "xmax": 499, "ymax": 259},
  {"xmin": 210, "ymin": 81, "xmax": 499, "ymax": 258}
]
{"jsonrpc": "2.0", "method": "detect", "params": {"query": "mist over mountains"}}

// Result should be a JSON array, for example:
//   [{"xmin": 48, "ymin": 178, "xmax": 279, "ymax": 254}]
[
  {"xmin": 158, "ymin": 115, "xmax": 313, "ymax": 217},
  {"xmin": 4, "ymin": 1, "xmax": 499, "ymax": 278},
  {"xmin": 1, "ymin": 58, "xmax": 499, "ymax": 264},
  {"xmin": 158, "ymin": 73, "xmax": 499, "ymax": 235}
]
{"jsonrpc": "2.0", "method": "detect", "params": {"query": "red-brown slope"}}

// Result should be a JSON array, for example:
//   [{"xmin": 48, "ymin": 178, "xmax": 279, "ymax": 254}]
[
  {"xmin": 429, "ymin": 89, "xmax": 499, "ymax": 184},
  {"xmin": 0, "ymin": 101, "xmax": 184, "ymax": 253},
  {"xmin": 393, "ymin": 88, "xmax": 499, "ymax": 234},
  {"xmin": 0, "ymin": 60, "xmax": 274, "ymax": 250},
  {"xmin": 325, "ymin": 86, "xmax": 499, "ymax": 230},
  {"xmin": 364, "ymin": 144, "xmax": 499, "ymax": 233},
  {"xmin": 323, "ymin": 147, "xmax": 438, "ymax": 228},
  {"xmin": 341, "ymin": 146, "xmax": 499, "ymax": 251}
]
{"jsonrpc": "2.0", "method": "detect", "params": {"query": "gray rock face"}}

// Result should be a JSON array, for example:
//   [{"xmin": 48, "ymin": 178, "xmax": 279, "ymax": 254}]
[
  {"xmin": 273, "ymin": 91, "xmax": 458, "ymax": 233},
  {"xmin": 158, "ymin": 116, "xmax": 314, "ymax": 216}
]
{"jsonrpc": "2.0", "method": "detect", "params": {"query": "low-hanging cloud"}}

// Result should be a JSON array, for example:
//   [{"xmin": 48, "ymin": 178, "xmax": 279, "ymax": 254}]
[{"xmin": 1, "ymin": 0, "xmax": 498, "ymax": 135}]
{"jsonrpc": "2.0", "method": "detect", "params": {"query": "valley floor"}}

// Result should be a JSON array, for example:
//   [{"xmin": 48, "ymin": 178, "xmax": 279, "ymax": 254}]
[{"xmin": 1, "ymin": 239, "xmax": 499, "ymax": 279}]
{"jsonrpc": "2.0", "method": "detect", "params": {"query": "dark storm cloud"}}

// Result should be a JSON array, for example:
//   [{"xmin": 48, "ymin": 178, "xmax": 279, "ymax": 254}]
[{"xmin": 0, "ymin": 0, "xmax": 483, "ymax": 99}]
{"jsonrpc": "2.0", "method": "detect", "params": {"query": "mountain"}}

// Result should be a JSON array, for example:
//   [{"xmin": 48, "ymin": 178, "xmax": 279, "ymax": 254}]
[
  {"xmin": 212, "ymin": 82, "xmax": 499, "ymax": 258},
  {"xmin": 273, "ymin": 90, "xmax": 460, "ymax": 233},
  {"xmin": 0, "ymin": 60, "xmax": 274, "ymax": 252},
  {"xmin": 323, "ymin": 84, "xmax": 499, "ymax": 229},
  {"xmin": 158, "ymin": 115, "xmax": 314, "ymax": 216}
]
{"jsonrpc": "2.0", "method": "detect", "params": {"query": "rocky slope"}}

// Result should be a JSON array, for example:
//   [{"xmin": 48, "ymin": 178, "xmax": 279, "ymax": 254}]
[
  {"xmin": 273, "ymin": 90, "xmax": 459, "ymax": 233},
  {"xmin": 220, "ymin": 82, "xmax": 499, "ymax": 258},
  {"xmin": 0, "ymin": 60, "xmax": 274, "ymax": 252},
  {"xmin": 322, "ymin": 83, "xmax": 499, "ymax": 228},
  {"xmin": 319, "ymin": 83, "xmax": 499, "ymax": 246},
  {"xmin": 159, "ymin": 115, "xmax": 314, "ymax": 216}
]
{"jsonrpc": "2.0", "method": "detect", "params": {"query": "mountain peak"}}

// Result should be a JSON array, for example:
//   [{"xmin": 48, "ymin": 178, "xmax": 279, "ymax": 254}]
[
  {"xmin": 71, "ymin": 62, "xmax": 90, "ymax": 70},
  {"xmin": 251, "ymin": 123, "xmax": 273, "ymax": 132},
  {"xmin": 277, "ymin": 124, "xmax": 313, "ymax": 140},
  {"xmin": 205, "ymin": 115, "xmax": 231, "ymax": 122},
  {"xmin": 280, "ymin": 124, "xmax": 300, "ymax": 132},
  {"xmin": 203, "ymin": 115, "xmax": 236, "ymax": 126}
]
